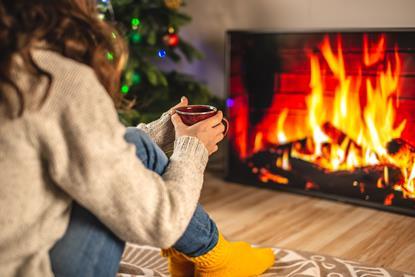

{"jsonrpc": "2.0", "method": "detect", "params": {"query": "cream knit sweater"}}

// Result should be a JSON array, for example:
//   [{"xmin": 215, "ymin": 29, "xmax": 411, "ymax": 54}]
[{"xmin": 0, "ymin": 49, "xmax": 208, "ymax": 276}]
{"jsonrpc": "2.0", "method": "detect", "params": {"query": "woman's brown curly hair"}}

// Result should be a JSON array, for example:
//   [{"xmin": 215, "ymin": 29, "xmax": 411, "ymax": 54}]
[{"xmin": 0, "ymin": 0, "xmax": 127, "ymax": 117}]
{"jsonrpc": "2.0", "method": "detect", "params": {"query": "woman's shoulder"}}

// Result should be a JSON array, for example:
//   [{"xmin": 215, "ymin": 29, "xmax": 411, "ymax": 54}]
[
  {"xmin": 29, "ymin": 48, "xmax": 110, "ymax": 113},
  {"xmin": 31, "ymin": 48, "xmax": 97, "ymax": 86}
]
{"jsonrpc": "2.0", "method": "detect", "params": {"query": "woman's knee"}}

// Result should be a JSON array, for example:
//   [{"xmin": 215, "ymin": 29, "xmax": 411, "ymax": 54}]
[
  {"xmin": 124, "ymin": 127, "xmax": 169, "ymax": 175},
  {"xmin": 50, "ymin": 204, "xmax": 124, "ymax": 277}
]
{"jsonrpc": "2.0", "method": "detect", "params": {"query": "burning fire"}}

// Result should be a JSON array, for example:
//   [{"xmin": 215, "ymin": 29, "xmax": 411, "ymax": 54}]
[{"xmin": 251, "ymin": 34, "xmax": 415, "ymax": 200}]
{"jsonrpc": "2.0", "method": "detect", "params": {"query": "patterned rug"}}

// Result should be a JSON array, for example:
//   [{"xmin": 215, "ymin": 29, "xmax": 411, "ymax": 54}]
[{"xmin": 118, "ymin": 243, "xmax": 414, "ymax": 277}]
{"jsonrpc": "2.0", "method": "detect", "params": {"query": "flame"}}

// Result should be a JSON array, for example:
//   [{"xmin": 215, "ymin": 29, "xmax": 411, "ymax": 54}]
[
  {"xmin": 253, "ymin": 132, "xmax": 263, "ymax": 153},
  {"xmin": 409, "ymin": 164, "xmax": 415, "ymax": 184},
  {"xmin": 363, "ymin": 34, "xmax": 385, "ymax": 66},
  {"xmin": 405, "ymin": 163, "xmax": 415, "ymax": 198},
  {"xmin": 365, "ymin": 149, "xmax": 379, "ymax": 165},
  {"xmin": 377, "ymin": 166, "xmax": 389, "ymax": 189},
  {"xmin": 302, "ymin": 34, "xmax": 406, "ymax": 171},
  {"xmin": 289, "ymin": 34, "xmax": 405, "ymax": 172},
  {"xmin": 230, "ymin": 96, "xmax": 249, "ymax": 158},
  {"xmin": 282, "ymin": 150, "xmax": 291, "ymax": 170},
  {"xmin": 275, "ymin": 150, "xmax": 291, "ymax": 171},
  {"xmin": 346, "ymin": 145, "xmax": 359, "ymax": 168},
  {"xmin": 277, "ymin": 109, "xmax": 288, "ymax": 144},
  {"xmin": 246, "ymin": 33, "xmax": 415, "ymax": 200},
  {"xmin": 307, "ymin": 54, "xmax": 329, "ymax": 158}
]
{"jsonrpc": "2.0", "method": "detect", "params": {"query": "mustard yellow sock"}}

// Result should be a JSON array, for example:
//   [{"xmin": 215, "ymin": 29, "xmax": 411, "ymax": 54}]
[
  {"xmin": 188, "ymin": 233, "xmax": 275, "ymax": 277},
  {"xmin": 161, "ymin": 248, "xmax": 195, "ymax": 277}
]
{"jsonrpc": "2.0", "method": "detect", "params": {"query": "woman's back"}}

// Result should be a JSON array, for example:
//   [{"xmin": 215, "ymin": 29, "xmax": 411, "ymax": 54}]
[{"xmin": 0, "ymin": 50, "xmax": 101, "ymax": 276}]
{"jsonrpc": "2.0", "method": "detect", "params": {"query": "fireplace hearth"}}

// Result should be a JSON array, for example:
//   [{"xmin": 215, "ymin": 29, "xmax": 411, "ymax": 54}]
[{"xmin": 226, "ymin": 29, "xmax": 415, "ymax": 216}]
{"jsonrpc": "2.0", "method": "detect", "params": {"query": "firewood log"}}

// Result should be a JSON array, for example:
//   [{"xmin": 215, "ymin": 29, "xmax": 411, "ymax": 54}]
[
  {"xmin": 386, "ymin": 138, "xmax": 415, "ymax": 159},
  {"xmin": 322, "ymin": 122, "xmax": 364, "ymax": 157}
]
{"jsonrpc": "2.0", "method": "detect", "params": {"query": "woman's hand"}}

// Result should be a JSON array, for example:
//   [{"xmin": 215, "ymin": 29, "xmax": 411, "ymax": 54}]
[{"xmin": 171, "ymin": 109, "xmax": 225, "ymax": 155}]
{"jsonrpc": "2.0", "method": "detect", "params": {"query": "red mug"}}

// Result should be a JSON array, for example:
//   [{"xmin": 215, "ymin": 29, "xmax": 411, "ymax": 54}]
[{"xmin": 175, "ymin": 105, "xmax": 229, "ymax": 136}]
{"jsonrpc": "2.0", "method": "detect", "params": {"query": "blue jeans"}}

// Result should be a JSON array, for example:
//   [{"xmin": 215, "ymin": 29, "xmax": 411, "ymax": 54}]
[{"xmin": 50, "ymin": 128, "xmax": 218, "ymax": 276}]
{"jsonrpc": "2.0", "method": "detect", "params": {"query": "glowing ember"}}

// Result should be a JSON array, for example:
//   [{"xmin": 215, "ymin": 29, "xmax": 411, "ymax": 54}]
[
  {"xmin": 282, "ymin": 150, "xmax": 291, "ymax": 171},
  {"xmin": 384, "ymin": 193, "xmax": 395, "ymax": 206},
  {"xmin": 384, "ymin": 166, "xmax": 389, "ymax": 186},
  {"xmin": 305, "ymin": 182, "xmax": 318, "ymax": 190},
  {"xmin": 259, "ymin": 168, "xmax": 289, "ymax": 184}
]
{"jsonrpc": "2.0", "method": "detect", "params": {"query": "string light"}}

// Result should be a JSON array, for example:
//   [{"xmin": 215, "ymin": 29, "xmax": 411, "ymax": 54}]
[
  {"xmin": 106, "ymin": 52, "xmax": 114, "ymax": 61},
  {"xmin": 168, "ymin": 26, "xmax": 175, "ymax": 34},
  {"xmin": 97, "ymin": 0, "xmax": 115, "ymax": 21},
  {"xmin": 131, "ymin": 18, "xmax": 140, "ymax": 28},
  {"xmin": 130, "ymin": 32, "xmax": 142, "ymax": 43},
  {"xmin": 132, "ymin": 73, "xmax": 142, "ymax": 85},
  {"xmin": 167, "ymin": 33, "xmax": 179, "ymax": 47},
  {"xmin": 157, "ymin": 49, "xmax": 167, "ymax": 58},
  {"xmin": 226, "ymin": 98, "xmax": 235, "ymax": 107},
  {"xmin": 121, "ymin": 85, "xmax": 130, "ymax": 94}
]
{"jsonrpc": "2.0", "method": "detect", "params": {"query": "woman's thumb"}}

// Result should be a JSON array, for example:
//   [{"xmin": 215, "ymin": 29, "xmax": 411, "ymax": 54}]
[{"xmin": 180, "ymin": 96, "xmax": 188, "ymax": 106}]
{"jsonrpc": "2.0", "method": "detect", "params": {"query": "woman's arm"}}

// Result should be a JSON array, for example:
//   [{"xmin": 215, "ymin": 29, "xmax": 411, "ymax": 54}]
[
  {"xmin": 136, "ymin": 111, "xmax": 175, "ymax": 153},
  {"xmin": 39, "ymin": 64, "xmax": 208, "ymax": 248},
  {"xmin": 137, "ymin": 98, "xmax": 189, "ymax": 153}
]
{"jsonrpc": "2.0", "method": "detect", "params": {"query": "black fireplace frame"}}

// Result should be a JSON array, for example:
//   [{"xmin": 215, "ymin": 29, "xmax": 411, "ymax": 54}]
[{"xmin": 225, "ymin": 28, "xmax": 415, "ymax": 217}]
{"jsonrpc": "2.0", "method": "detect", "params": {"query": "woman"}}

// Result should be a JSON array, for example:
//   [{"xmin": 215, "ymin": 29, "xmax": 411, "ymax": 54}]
[{"xmin": 0, "ymin": 1, "xmax": 275, "ymax": 276}]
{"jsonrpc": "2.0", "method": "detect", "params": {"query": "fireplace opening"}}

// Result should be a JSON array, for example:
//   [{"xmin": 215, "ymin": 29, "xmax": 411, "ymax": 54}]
[{"xmin": 226, "ymin": 30, "xmax": 415, "ymax": 215}]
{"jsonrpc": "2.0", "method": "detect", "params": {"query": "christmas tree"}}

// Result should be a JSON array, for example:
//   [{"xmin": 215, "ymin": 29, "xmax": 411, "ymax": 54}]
[{"xmin": 99, "ymin": 0, "xmax": 223, "ymax": 126}]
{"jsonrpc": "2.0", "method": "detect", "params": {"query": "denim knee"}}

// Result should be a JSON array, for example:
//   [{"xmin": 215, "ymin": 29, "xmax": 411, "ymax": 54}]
[
  {"xmin": 124, "ymin": 127, "xmax": 169, "ymax": 175},
  {"xmin": 50, "ymin": 204, "xmax": 124, "ymax": 277}
]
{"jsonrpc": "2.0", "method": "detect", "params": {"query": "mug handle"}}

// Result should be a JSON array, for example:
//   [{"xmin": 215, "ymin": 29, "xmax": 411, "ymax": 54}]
[{"xmin": 222, "ymin": 118, "xmax": 229, "ymax": 136}]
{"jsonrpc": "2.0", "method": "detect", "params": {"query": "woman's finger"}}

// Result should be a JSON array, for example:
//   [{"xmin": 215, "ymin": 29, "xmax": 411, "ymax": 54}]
[
  {"xmin": 214, "ymin": 133, "xmax": 225, "ymax": 144},
  {"xmin": 212, "ymin": 122, "xmax": 225, "ymax": 134},
  {"xmin": 197, "ymin": 111, "xmax": 223, "ymax": 128},
  {"xmin": 179, "ymin": 96, "xmax": 188, "ymax": 106},
  {"xmin": 210, "ymin": 145, "xmax": 219, "ymax": 155}
]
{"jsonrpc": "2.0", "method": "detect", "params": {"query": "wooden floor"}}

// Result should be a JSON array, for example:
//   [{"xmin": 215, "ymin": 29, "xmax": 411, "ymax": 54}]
[{"xmin": 200, "ymin": 172, "xmax": 415, "ymax": 274}]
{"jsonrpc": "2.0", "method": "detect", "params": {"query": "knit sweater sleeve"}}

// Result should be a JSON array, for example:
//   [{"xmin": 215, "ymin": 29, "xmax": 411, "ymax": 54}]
[
  {"xmin": 36, "ymin": 53, "xmax": 208, "ymax": 248},
  {"xmin": 136, "ymin": 112, "xmax": 175, "ymax": 153}
]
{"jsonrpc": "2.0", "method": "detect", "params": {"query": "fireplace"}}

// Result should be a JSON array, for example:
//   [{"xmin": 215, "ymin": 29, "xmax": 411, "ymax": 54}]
[{"xmin": 226, "ymin": 29, "xmax": 415, "ymax": 216}]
